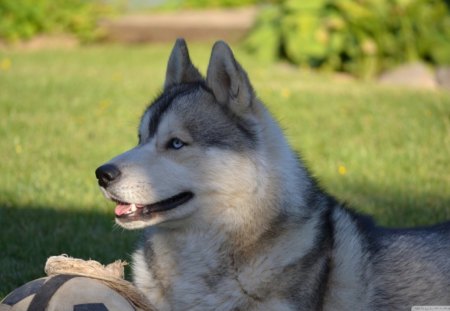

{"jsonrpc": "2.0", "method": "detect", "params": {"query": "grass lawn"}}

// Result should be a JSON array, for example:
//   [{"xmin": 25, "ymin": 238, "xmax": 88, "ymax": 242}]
[{"xmin": 1, "ymin": 43, "xmax": 449, "ymax": 298}]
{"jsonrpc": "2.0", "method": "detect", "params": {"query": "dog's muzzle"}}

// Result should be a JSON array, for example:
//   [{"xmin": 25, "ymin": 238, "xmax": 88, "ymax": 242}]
[{"xmin": 95, "ymin": 164, "xmax": 121, "ymax": 188}]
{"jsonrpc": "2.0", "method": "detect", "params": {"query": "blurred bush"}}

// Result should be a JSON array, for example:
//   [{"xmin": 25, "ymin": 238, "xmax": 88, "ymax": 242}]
[
  {"xmin": 164, "ymin": 0, "xmax": 276, "ymax": 9},
  {"xmin": 245, "ymin": 0, "xmax": 450, "ymax": 78},
  {"xmin": 0, "ymin": 0, "xmax": 113, "ymax": 42},
  {"xmin": 174, "ymin": 0, "xmax": 258, "ymax": 8}
]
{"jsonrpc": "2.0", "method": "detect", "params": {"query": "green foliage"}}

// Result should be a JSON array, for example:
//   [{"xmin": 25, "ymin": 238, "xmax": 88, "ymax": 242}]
[
  {"xmin": 245, "ymin": 0, "xmax": 450, "ymax": 77},
  {"xmin": 0, "ymin": 0, "xmax": 112, "ymax": 42},
  {"xmin": 244, "ymin": 5, "xmax": 281, "ymax": 62},
  {"xmin": 164, "ymin": 0, "xmax": 265, "ymax": 9}
]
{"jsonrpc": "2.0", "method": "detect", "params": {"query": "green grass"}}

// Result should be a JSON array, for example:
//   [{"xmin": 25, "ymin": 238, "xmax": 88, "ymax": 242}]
[{"xmin": 1, "ymin": 43, "xmax": 449, "ymax": 298}]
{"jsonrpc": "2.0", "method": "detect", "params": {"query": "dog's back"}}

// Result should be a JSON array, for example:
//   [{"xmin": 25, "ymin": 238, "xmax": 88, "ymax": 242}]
[
  {"xmin": 324, "ymin": 207, "xmax": 450, "ymax": 310},
  {"xmin": 371, "ymin": 222, "xmax": 450, "ymax": 308}
]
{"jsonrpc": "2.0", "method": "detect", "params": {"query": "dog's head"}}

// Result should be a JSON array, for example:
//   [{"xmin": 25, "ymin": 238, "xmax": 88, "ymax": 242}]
[{"xmin": 95, "ymin": 39, "xmax": 276, "ymax": 230}]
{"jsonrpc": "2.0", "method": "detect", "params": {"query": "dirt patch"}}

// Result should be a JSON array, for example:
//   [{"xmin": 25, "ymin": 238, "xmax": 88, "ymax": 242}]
[{"xmin": 100, "ymin": 7, "xmax": 258, "ymax": 43}]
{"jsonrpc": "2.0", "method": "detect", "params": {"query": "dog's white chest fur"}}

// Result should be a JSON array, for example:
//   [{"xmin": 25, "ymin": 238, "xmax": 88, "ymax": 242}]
[
  {"xmin": 132, "ymin": 229, "xmax": 297, "ymax": 311},
  {"xmin": 133, "ymin": 231, "xmax": 239, "ymax": 310}
]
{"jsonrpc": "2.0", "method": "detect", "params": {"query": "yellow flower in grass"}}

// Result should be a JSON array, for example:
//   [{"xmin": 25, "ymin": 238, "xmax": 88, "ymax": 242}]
[
  {"xmin": 96, "ymin": 100, "xmax": 111, "ymax": 115},
  {"xmin": 15, "ymin": 144, "xmax": 22, "ymax": 154},
  {"xmin": 0, "ymin": 57, "xmax": 12, "ymax": 71},
  {"xmin": 338, "ymin": 164, "xmax": 347, "ymax": 176},
  {"xmin": 281, "ymin": 88, "xmax": 291, "ymax": 99},
  {"xmin": 14, "ymin": 138, "xmax": 22, "ymax": 155}
]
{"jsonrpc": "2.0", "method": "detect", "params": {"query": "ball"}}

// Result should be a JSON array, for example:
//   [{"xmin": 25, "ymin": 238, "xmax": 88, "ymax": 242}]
[{"xmin": 1, "ymin": 275, "xmax": 139, "ymax": 311}]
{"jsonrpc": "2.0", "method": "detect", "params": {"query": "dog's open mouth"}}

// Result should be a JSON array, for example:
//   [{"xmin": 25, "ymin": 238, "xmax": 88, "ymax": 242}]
[{"xmin": 113, "ymin": 192, "xmax": 194, "ymax": 221}]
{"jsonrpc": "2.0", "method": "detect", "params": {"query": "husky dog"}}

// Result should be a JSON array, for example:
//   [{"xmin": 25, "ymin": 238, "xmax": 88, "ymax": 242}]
[{"xmin": 95, "ymin": 39, "xmax": 450, "ymax": 310}]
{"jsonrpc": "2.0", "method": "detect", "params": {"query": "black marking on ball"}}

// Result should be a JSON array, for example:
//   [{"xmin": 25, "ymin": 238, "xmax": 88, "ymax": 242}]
[
  {"xmin": 2, "ymin": 278, "xmax": 46, "ymax": 306},
  {"xmin": 28, "ymin": 274, "xmax": 77, "ymax": 311},
  {"xmin": 74, "ymin": 303, "xmax": 109, "ymax": 311}
]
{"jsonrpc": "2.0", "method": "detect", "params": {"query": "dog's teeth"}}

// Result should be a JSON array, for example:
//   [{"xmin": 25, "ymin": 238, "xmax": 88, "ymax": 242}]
[{"xmin": 130, "ymin": 203, "xmax": 137, "ymax": 212}]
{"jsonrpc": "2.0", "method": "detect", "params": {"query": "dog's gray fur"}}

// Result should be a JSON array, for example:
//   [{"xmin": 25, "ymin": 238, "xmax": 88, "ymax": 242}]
[{"xmin": 96, "ymin": 39, "xmax": 450, "ymax": 310}]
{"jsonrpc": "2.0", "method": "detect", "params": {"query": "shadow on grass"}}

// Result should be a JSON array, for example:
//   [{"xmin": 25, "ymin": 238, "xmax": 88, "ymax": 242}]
[
  {"xmin": 0, "ymin": 203, "xmax": 139, "ymax": 298},
  {"xmin": 325, "ymin": 177, "xmax": 450, "ymax": 228}
]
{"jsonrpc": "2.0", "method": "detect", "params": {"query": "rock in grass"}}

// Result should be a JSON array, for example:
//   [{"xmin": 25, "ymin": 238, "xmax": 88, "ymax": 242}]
[
  {"xmin": 436, "ymin": 67, "xmax": 450, "ymax": 90},
  {"xmin": 378, "ymin": 62, "xmax": 437, "ymax": 90}
]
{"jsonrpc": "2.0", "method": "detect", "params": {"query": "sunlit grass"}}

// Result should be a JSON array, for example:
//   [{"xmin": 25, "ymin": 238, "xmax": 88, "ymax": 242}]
[{"xmin": 1, "ymin": 43, "xmax": 449, "ymax": 297}]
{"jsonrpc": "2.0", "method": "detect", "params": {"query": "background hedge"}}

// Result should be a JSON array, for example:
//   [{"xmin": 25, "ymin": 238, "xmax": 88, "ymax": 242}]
[
  {"xmin": 0, "ymin": 0, "xmax": 111, "ymax": 42},
  {"xmin": 245, "ymin": 0, "xmax": 450, "ymax": 78},
  {"xmin": 2, "ymin": 0, "xmax": 449, "ymax": 76}
]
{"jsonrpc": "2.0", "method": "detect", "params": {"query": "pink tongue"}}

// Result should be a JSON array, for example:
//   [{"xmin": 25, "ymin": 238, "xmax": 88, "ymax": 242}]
[{"xmin": 115, "ymin": 204, "xmax": 132, "ymax": 217}]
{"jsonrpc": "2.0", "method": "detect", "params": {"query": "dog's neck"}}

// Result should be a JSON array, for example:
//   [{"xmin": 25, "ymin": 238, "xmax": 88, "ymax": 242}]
[{"xmin": 231, "ymin": 103, "xmax": 320, "ymax": 248}]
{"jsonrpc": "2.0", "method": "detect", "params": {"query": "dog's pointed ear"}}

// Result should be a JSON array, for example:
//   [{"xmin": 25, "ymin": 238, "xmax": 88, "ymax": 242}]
[
  {"xmin": 164, "ymin": 38, "xmax": 203, "ymax": 89},
  {"xmin": 206, "ymin": 41, "xmax": 254, "ymax": 116}
]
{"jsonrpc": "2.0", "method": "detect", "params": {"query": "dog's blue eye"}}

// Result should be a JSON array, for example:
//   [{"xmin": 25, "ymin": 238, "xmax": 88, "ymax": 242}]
[{"xmin": 168, "ymin": 138, "xmax": 185, "ymax": 150}]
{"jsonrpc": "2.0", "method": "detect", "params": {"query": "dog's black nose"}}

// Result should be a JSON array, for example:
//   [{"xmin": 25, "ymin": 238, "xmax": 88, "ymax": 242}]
[{"xmin": 95, "ymin": 164, "xmax": 121, "ymax": 188}]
